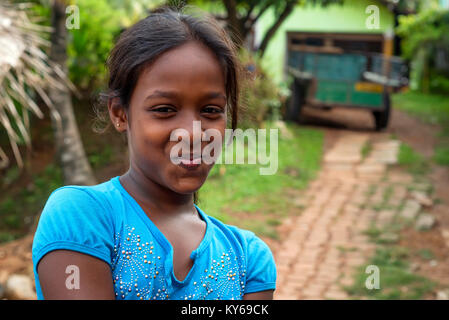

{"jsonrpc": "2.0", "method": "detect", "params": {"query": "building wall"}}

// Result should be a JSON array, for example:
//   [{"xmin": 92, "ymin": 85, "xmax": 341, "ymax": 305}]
[{"xmin": 255, "ymin": 0, "xmax": 395, "ymax": 84}]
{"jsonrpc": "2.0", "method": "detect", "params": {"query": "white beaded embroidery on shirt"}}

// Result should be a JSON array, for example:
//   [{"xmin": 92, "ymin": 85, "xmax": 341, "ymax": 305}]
[{"xmin": 111, "ymin": 225, "xmax": 246, "ymax": 300}]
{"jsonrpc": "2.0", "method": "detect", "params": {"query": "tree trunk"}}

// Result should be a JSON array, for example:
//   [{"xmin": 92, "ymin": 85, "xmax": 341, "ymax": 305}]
[
  {"xmin": 258, "ymin": 2, "xmax": 296, "ymax": 57},
  {"xmin": 222, "ymin": 0, "xmax": 245, "ymax": 47},
  {"xmin": 49, "ymin": 0, "xmax": 96, "ymax": 186}
]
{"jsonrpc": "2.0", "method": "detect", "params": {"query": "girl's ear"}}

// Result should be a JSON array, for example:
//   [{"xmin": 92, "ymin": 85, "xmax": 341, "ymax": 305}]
[{"xmin": 108, "ymin": 97, "xmax": 128, "ymax": 132}]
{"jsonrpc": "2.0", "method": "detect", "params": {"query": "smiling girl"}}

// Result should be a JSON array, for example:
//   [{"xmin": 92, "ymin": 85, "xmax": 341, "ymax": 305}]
[{"xmin": 32, "ymin": 6, "xmax": 276, "ymax": 300}]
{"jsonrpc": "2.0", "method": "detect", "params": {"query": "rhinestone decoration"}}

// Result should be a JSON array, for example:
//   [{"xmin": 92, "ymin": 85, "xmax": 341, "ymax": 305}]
[{"xmin": 111, "ymin": 225, "xmax": 246, "ymax": 300}]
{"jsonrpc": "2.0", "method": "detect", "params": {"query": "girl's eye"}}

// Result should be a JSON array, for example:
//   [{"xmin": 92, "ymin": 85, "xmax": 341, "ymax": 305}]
[
  {"xmin": 202, "ymin": 106, "xmax": 223, "ymax": 114},
  {"xmin": 149, "ymin": 105, "xmax": 176, "ymax": 113}
]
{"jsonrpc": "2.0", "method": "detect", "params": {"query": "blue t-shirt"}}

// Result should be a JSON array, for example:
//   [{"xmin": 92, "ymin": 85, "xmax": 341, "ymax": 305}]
[{"xmin": 32, "ymin": 176, "xmax": 276, "ymax": 300}]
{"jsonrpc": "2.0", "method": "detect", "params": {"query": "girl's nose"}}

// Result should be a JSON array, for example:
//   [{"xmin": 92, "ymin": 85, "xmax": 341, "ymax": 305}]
[{"xmin": 171, "ymin": 112, "xmax": 204, "ymax": 155}]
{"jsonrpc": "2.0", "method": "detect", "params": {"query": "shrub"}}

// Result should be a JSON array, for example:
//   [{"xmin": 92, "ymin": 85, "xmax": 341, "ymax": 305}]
[{"xmin": 238, "ymin": 49, "xmax": 286, "ymax": 129}]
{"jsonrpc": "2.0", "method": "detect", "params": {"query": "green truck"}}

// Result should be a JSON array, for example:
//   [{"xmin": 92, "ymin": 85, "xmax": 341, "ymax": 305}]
[{"xmin": 285, "ymin": 32, "xmax": 408, "ymax": 130}]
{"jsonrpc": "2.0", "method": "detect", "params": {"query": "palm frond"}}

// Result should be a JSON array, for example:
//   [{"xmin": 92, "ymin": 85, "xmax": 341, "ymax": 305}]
[{"xmin": 0, "ymin": 2, "xmax": 73, "ymax": 170}]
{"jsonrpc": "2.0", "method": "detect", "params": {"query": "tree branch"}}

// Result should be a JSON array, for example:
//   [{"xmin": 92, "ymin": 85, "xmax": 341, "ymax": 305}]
[
  {"xmin": 258, "ymin": 1, "xmax": 297, "ymax": 57},
  {"xmin": 222, "ymin": 0, "xmax": 244, "ymax": 44},
  {"xmin": 247, "ymin": 1, "xmax": 273, "ymax": 30}
]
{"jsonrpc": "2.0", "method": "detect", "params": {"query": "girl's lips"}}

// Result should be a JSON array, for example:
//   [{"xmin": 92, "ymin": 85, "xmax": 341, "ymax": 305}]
[{"xmin": 179, "ymin": 158, "xmax": 202, "ymax": 170}]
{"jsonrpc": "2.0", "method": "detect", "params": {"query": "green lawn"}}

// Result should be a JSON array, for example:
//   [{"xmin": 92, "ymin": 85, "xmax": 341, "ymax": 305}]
[
  {"xmin": 397, "ymin": 142, "xmax": 429, "ymax": 177},
  {"xmin": 392, "ymin": 91, "xmax": 449, "ymax": 166},
  {"xmin": 198, "ymin": 123, "xmax": 323, "ymax": 239},
  {"xmin": 344, "ymin": 246, "xmax": 435, "ymax": 300}
]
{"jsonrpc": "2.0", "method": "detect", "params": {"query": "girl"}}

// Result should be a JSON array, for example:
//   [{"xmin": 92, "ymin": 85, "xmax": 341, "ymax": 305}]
[{"xmin": 32, "ymin": 6, "xmax": 276, "ymax": 300}]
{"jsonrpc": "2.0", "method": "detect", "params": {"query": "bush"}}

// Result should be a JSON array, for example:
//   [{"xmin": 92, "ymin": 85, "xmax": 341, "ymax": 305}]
[
  {"xmin": 30, "ymin": 0, "xmax": 163, "ymax": 95},
  {"xmin": 238, "ymin": 49, "xmax": 286, "ymax": 129},
  {"xmin": 67, "ymin": 0, "xmax": 125, "ymax": 93},
  {"xmin": 397, "ymin": 9, "xmax": 449, "ymax": 94}
]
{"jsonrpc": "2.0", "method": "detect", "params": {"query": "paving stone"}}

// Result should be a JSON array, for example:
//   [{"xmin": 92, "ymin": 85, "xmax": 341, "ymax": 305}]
[
  {"xmin": 400, "ymin": 199, "xmax": 421, "ymax": 220},
  {"xmin": 415, "ymin": 213, "xmax": 436, "ymax": 231},
  {"xmin": 410, "ymin": 191, "xmax": 433, "ymax": 207},
  {"xmin": 376, "ymin": 210, "xmax": 396, "ymax": 225},
  {"xmin": 378, "ymin": 232, "xmax": 400, "ymax": 244},
  {"xmin": 324, "ymin": 290, "xmax": 349, "ymax": 300},
  {"xmin": 355, "ymin": 163, "xmax": 386, "ymax": 174}
]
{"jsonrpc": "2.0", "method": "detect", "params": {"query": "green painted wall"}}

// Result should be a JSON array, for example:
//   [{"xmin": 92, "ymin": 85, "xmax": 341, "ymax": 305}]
[{"xmin": 256, "ymin": 0, "xmax": 395, "ymax": 84}]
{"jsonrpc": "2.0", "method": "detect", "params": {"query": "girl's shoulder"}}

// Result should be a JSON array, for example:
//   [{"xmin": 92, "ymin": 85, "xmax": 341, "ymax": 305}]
[
  {"xmin": 197, "ymin": 208, "xmax": 277, "ymax": 292},
  {"xmin": 197, "ymin": 207, "xmax": 273, "ymax": 257},
  {"xmin": 34, "ymin": 178, "xmax": 120, "ymax": 244},
  {"xmin": 45, "ymin": 177, "xmax": 119, "ymax": 211}
]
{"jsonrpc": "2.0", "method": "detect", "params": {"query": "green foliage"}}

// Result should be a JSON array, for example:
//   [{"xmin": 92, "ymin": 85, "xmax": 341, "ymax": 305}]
[
  {"xmin": 397, "ymin": 9, "xmax": 449, "ymax": 60},
  {"xmin": 397, "ymin": 9, "xmax": 449, "ymax": 93},
  {"xmin": 434, "ymin": 145, "xmax": 449, "ymax": 165},
  {"xmin": 0, "ymin": 163, "xmax": 63, "ymax": 243},
  {"xmin": 392, "ymin": 91, "xmax": 449, "ymax": 166},
  {"xmin": 67, "ymin": 0, "xmax": 124, "ymax": 92},
  {"xmin": 238, "ymin": 50, "xmax": 287, "ymax": 128},
  {"xmin": 345, "ymin": 247, "xmax": 435, "ymax": 300},
  {"xmin": 416, "ymin": 248, "xmax": 435, "ymax": 260},
  {"xmin": 88, "ymin": 144, "xmax": 114, "ymax": 169},
  {"xmin": 430, "ymin": 74, "xmax": 449, "ymax": 94},
  {"xmin": 28, "ymin": 0, "xmax": 164, "ymax": 94},
  {"xmin": 2, "ymin": 166, "xmax": 20, "ymax": 187},
  {"xmin": 398, "ymin": 142, "xmax": 429, "ymax": 175}
]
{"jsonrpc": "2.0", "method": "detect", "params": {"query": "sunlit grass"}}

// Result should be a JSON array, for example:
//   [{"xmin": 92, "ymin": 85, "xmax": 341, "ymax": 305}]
[
  {"xmin": 392, "ymin": 91, "xmax": 449, "ymax": 166},
  {"xmin": 198, "ymin": 123, "xmax": 323, "ymax": 238},
  {"xmin": 344, "ymin": 246, "xmax": 435, "ymax": 300},
  {"xmin": 397, "ymin": 142, "xmax": 429, "ymax": 176}
]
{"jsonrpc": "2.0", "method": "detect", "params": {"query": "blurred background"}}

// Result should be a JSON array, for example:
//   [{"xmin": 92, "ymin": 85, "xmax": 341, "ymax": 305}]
[{"xmin": 0, "ymin": 0, "xmax": 448, "ymax": 300}]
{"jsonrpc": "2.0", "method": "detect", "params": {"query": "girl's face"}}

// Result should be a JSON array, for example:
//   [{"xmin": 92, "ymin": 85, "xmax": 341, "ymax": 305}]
[{"xmin": 122, "ymin": 41, "xmax": 227, "ymax": 194}]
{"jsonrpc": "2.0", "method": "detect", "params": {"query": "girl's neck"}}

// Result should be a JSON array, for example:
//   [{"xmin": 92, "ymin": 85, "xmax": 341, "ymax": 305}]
[{"xmin": 120, "ymin": 167, "xmax": 195, "ymax": 216}]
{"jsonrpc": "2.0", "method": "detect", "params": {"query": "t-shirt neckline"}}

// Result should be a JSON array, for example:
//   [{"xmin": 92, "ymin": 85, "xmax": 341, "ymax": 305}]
[{"xmin": 110, "ymin": 175, "xmax": 212, "ymax": 285}]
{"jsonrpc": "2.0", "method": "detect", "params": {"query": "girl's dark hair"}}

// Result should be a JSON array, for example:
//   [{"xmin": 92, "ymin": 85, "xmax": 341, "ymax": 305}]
[{"xmin": 93, "ymin": 5, "xmax": 242, "ymax": 134}]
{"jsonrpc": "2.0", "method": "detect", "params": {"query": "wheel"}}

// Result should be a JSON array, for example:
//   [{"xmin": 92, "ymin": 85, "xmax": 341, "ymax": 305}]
[
  {"xmin": 286, "ymin": 78, "xmax": 307, "ymax": 123},
  {"xmin": 372, "ymin": 91, "xmax": 391, "ymax": 131}
]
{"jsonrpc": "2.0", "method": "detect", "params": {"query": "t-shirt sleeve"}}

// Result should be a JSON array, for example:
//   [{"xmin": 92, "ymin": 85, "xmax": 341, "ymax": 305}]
[
  {"xmin": 32, "ymin": 186, "xmax": 115, "ymax": 273},
  {"xmin": 243, "ymin": 231, "xmax": 277, "ymax": 295}
]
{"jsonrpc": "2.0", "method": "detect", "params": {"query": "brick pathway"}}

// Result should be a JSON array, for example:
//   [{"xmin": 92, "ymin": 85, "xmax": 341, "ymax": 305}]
[{"xmin": 273, "ymin": 132, "xmax": 427, "ymax": 300}]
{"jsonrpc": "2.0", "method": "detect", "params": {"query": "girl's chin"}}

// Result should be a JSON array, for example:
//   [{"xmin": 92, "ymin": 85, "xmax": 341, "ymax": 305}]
[{"xmin": 170, "ymin": 177, "xmax": 207, "ymax": 194}]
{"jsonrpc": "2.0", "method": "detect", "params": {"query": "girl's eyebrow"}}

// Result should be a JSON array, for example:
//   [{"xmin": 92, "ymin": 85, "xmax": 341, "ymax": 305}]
[
  {"xmin": 144, "ymin": 90, "xmax": 226, "ymax": 102},
  {"xmin": 145, "ymin": 90, "xmax": 176, "ymax": 101}
]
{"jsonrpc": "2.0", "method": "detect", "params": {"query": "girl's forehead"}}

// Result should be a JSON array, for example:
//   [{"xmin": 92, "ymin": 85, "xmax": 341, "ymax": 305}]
[
  {"xmin": 143, "ymin": 42, "xmax": 223, "ymax": 76},
  {"xmin": 136, "ymin": 42, "xmax": 226, "ymax": 90}
]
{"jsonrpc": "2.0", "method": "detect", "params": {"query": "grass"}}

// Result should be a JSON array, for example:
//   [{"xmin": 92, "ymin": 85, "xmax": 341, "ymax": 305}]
[
  {"xmin": 361, "ymin": 140, "xmax": 372, "ymax": 160},
  {"xmin": 416, "ymin": 248, "xmax": 435, "ymax": 261},
  {"xmin": 198, "ymin": 122, "xmax": 323, "ymax": 239},
  {"xmin": 88, "ymin": 144, "xmax": 114, "ymax": 169},
  {"xmin": 397, "ymin": 142, "xmax": 429, "ymax": 176},
  {"xmin": 392, "ymin": 91, "xmax": 449, "ymax": 166},
  {"xmin": 344, "ymin": 246, "xmax": 435, "ymax": 299},
  {"xmin": 0, "ymin": 163, "xmax": 63, "ymax": 243}
]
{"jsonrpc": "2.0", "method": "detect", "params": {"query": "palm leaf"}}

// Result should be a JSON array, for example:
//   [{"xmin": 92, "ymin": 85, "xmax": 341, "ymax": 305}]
[{"xmin": 0, "ymin": 2, "xmax": 74, "ymax": 170}]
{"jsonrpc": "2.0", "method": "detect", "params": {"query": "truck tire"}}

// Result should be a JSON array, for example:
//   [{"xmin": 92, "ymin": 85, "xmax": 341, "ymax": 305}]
[
  {"xmin": 286, "ymin": 78, "xmax": 307, "ymax": 123},
  {"xmin": 372, "ymin": 92, "xmax": 391, "ymax": 131}
]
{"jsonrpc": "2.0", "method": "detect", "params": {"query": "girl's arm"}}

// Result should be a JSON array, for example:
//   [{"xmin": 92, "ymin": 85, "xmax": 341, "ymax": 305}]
[
  {"xmin": 37, "ymin": 250, "xmax": 115, "ymax": 300},
  {"xmin": 243, "ymin": 290, "xmax": 274, "ymax": 300}
]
